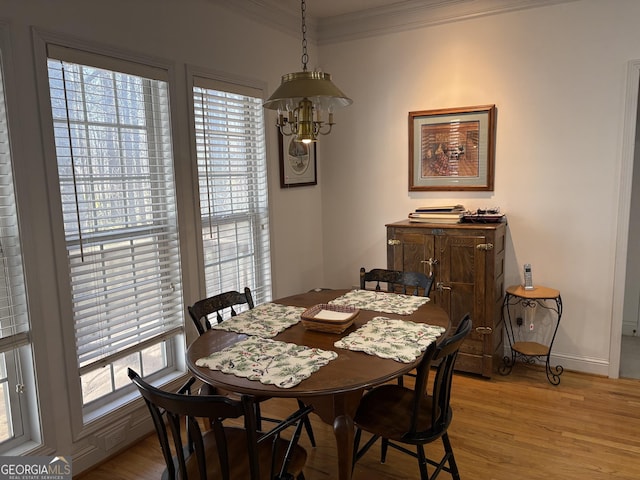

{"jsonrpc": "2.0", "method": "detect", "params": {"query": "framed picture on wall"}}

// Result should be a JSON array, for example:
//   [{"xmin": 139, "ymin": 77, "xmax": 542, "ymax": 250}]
[
  {"xmin": 278, "ymin": 132, "xmax": 318, "ymax": 188},
  {"xmin": 409, "ymin": 104, "xmax": 496, "ymax": 191}
]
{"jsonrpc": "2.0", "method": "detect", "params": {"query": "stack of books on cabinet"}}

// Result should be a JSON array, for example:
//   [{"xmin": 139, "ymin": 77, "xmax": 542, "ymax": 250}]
[{"xmin": 408, "ymin": 205, "xmax": 465, "ymax": 224}]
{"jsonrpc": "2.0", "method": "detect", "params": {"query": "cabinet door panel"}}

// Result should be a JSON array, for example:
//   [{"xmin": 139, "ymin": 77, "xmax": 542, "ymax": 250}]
[
  {"xmin": 450, "ymin": 283, "xmax": 475, "ymax": 328},
  {"xmin": 445, "ymin": 236, "xmax": 477, "ymax": 284},
  {"xmin": 435, "ymin": 233, "xmax": 488, "ymax": 371},
  {"xmin": 437, "ymin": 234, "xmax": 487, "ymax": 324},
  {"xmin": 389, "ymin": 231, "xmax": 434, "ymax": 273}
]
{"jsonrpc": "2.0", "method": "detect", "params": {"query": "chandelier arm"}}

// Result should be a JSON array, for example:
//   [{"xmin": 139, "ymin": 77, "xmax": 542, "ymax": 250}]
[
  {"xmin": 318, "ymin": 123, "xmax": 333, "ymax": 136},
  {"xmin": 278, "ymin": 124, "xmax": 294, "ymax": 137}
]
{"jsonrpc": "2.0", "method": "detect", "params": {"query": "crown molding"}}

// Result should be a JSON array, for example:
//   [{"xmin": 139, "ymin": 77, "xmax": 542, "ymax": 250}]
[
  {"xmin": 208, "ymin": 0, "xmax": 578, "ymax": 45},
  {"xmin": 206, "ymin": 0, "xmax": 318, "ymax": 41},
  {"xmin": 317, "ymin": 0, "xmax": 579, "ymax": 45}
]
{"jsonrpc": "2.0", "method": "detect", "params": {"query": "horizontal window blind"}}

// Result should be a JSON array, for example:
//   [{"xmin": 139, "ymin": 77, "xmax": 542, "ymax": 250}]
[
  {"xmin": 0, "ymin": 58, "xmax": 29, "ymax": 353},
  {"xmin": 193, "ymin": 77, "xmax": 271, "ymax": 304},
  {"xmin": 47, "ymin": 48, "xmax": 183, "ymax": 371}
]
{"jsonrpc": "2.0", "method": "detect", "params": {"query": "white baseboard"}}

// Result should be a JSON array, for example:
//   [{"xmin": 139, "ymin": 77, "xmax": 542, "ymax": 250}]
[
  {"xmin": 501, "ymin": 345, "xmax": 610, "ymax": 377},
  {"xmin": 550, "ymin": 352, "xmax": 609, "ymax": 376}
]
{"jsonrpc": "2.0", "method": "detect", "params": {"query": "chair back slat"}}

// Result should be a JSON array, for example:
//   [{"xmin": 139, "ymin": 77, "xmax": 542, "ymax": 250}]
[
  {"xmin": 352, "ymin": 314, "xmax": 470, "ymax": 478},
  {"xmin": 188, "ymin": 287, "xmax": 255, "ymax": 335},
  {"xmin": 128, "ymin": 368, "xmax": 256, "ymax": 480},
  {"xmin": 360, "ymin": 267, "xmax": 434, "ymax": 297},
  {"xmin": 129, "ymin": 368, "xmax": 307, "ymax": 480},
  {"xmin": 409, "ymin": 314, "xmax": 472, "ymax": 437}
]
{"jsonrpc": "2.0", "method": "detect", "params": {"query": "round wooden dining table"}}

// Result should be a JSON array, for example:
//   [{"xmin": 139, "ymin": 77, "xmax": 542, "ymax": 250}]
[{"xmin": 186, "ymin": 288, "xmax": 451, "ymax": 480}]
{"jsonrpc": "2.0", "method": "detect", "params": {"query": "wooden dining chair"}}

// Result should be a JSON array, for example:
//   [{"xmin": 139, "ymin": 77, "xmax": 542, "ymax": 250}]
[
  {"xmin": 352, "ymin": 315, "xmax": 472, "ymax": 480},
  {"xmin": 359, "ymin": 267, "xmax": 434, "ymax": 297},
  {"xmin": 128, "ymin": 368, "xmax": 307, "ymax": 480},
  {"xmin": 188, "ymin": 287, "xmax": 255, "ymax": 335},
  {"xmin": 360, "ymin": 267, "xmax": 435, "ymax": 386},
  {"xmin": 187, "ymin": 288, "xmax": 316, "ymax": 447}
]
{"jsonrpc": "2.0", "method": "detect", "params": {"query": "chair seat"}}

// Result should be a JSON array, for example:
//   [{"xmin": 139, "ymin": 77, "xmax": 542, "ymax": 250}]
[
  {"xmin": 186, "ymin": 426, "xmax": 307, "ymax": 479},
  {"xmin": 355, "ymin": 385, "xmax": 447, "ymax": 443}
]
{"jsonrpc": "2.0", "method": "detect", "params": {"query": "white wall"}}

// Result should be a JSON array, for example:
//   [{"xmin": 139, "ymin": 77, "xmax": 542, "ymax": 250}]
[{"xmin": 317, "ymin": 0, "xmax": 640, "ymax": 375}]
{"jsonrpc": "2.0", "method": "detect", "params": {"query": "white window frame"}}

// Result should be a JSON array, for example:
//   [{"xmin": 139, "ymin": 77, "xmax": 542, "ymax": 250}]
[
  {"xmin": 32, "ymin": 32, "xmax": 187, "ymax": 435},
  {"xmin": 0, "ymin": 24, "xmax": 40, "ymax": 454},
  {"xmin": 187, "ymin": 69, "xmax": 272, "ymax": 307}
]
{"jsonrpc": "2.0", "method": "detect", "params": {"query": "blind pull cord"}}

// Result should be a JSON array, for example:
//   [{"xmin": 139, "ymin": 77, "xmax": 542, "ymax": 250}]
[
  {"xmin": 200, "ymin": 89, "xmax": 214, "ymax": 239},
  {"xmin": 60, "ymin": 61, "xmax": 85, "ymax": 262}
]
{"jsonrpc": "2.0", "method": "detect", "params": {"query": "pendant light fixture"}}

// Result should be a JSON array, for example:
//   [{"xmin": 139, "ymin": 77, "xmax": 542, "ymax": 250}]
[{"xmin": 263, "ymin": 0, "xmax": 352, "ymax": 144}]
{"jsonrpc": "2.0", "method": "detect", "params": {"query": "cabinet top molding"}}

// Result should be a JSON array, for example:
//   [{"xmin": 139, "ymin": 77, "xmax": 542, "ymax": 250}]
[{"xmin": 386, "ymin": 219, "xmax": 506, "ymax": 230}]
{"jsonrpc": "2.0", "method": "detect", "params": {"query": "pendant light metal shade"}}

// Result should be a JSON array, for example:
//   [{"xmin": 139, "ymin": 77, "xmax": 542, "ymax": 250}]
[{"xmin": 264, "ymin": 71, "xmax": 352, "ymax": 111}]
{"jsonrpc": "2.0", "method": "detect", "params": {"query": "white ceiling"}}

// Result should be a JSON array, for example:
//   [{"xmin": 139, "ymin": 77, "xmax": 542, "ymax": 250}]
[{"xmin": 211, "ymin": 0, "xmax": 578, "ymax": 44}]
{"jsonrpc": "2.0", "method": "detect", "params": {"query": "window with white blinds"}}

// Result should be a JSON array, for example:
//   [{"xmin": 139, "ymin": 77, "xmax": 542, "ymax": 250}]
[
  {"xmin": 0, "ymin": 48, "xmax": 31, "ymax": 447},
  {"xmin": 193, "ymin": 77, "xmax": 272, "ymax": 304},
  {"xmin": 0, "ymin": 57, "xmax": 28, "ymax": 353},
  {"xmin": 46, "ymin": 46, "xmax": 183, "ymax": 404}
]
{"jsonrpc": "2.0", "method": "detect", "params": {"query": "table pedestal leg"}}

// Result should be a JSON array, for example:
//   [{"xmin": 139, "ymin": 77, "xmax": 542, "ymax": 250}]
[
  {"xmin": 305, "ymin": 389, "xmax": 363, "ymax": 480},
  {"xmin": 334, "ymin": 414, "xmax": 355, "ymax": 480}
]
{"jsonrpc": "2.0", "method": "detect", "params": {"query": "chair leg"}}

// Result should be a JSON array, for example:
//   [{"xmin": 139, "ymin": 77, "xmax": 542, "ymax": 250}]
[
  {"xmin": 297, "ymin": 399, "xmax": 316, "ymax": 447},
  {"xmin": 417, "ymin": 444, "xmax": 429, "ymax": 480},
  {"xmin": 352, "ymin": 428, "xmax": 362, "ymax": 470},
  {"xmin": 442, "ymin": 433, "xmax": 460, "ymax": 480},
  {"xmin": 277, "ymin": 414, "xmax": 306, "ymax": 479},
  {"xmin": 381, "ymin": 438, "xmax": 389, "ymax": 463},
  {"xmin": 353, "ymin": 430, "xmax": 379, "ymax": 467},
  {"xmin": 255, "ymin": 401, "xmax": 263, "ymax": 432}
]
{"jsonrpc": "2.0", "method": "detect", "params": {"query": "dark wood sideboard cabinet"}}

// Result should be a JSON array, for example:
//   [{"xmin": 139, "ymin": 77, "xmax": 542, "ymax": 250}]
[{"xmin": 386, "ymin": 219, "xmax": 506, "ymax": 377}]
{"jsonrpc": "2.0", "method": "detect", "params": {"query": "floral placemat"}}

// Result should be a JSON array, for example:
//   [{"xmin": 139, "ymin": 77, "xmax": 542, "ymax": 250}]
[
  {"xmin": 333, "ymin": 316, "xmax": 446, "ymax": 363},
  {"xmin": 195, "ymin": 336, "xmax": 338, "ymax": 388},
  {"xmin": 328, "ymin": 289, "xmax": 429, "ymax": 315},
  {"xmin": 210, "ymin": 303, "xmax": 306, "ymax": 338}
]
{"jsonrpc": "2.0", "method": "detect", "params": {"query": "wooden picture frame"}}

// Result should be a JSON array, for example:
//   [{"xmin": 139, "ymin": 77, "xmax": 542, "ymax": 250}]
[
  {"xmin": 279, "ymin": 133, "xmax": 317, "ymax": 188},
  {"xmin": 409, "ymin": 105, "xmax": 496, "ymax": 191}
]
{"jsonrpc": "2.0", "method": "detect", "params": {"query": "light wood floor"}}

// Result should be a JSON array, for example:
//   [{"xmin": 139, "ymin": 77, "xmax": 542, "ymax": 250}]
[{"xmin": 78, "ymin": 365, "xmax": 640, "ymax": 480}]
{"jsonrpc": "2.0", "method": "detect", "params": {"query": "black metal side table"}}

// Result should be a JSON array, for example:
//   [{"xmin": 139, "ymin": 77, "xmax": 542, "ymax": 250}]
[{"xmin": 499, "ymin": 285, "xmax": 563, "ymax": 385}]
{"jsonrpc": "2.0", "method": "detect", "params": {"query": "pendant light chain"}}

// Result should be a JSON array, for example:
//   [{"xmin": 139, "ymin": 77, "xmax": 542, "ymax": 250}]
[
  {"xmin": 264, "ymin": 0, "xmax": 352, "ymax": 143},
  {"xmin": 300, "ymin": 0, "xmax": 308, "ymax": 72}
]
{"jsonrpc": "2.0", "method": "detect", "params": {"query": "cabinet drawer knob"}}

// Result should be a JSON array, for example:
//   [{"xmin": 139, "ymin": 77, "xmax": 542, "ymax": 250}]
[
  {"xmin": 477, "ymin": 243, "xmax": 494, "ymax": 251},
  {"xmin": 475, "ymin": 326, "xmax": 493, "ymax": 334},
  {"xmin": 388, "ymin": 239, "xmax": 401, "ymax": 246}
]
